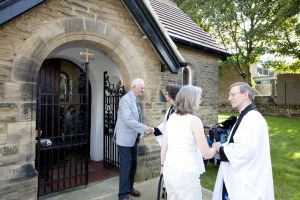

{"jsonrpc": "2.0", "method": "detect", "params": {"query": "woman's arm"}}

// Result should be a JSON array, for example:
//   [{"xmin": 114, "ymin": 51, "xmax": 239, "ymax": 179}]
[{"xmin": 191, "ymin": 117, "xmax": 216, "ymax": 159}]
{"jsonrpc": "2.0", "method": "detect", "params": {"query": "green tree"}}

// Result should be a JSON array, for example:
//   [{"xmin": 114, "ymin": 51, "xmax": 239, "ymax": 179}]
[
  {"xmin": 173, "ymin": 0, "xmax": 300, "ymax": 84},
  {"xmin": 263, "ymin": 60, "xmax": 300, "ymax": 74},
  {"xmin": 264, "ymin": 12, "xmax": 300, "ymax": 74}
]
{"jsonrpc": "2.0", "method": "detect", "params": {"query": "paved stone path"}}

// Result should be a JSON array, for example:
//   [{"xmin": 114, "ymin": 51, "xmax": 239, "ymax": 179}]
[{"xmin": 40, "ymin": 176, "xmax": 212, "ymax": 200}]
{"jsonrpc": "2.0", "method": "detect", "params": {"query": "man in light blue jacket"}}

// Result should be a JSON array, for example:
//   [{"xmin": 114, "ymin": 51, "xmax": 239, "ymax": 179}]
[{"xmin": 115, "ymin": 78, "xmax": 152, "ymax": 200}]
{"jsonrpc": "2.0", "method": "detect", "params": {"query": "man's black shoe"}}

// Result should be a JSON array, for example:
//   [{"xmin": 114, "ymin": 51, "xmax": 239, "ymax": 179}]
[{"xmin": 130, "ymin": 188, "xmax": 141, "ymax": 197}]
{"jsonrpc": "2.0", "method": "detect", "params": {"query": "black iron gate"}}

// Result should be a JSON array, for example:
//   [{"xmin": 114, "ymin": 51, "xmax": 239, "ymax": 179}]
[
  {"xmin": 36, "ymin": 59, "xmax": 90, "ymax": 196},
  {"xmin": 103, "ymin": 71, "xmax": 125, "ymax": 169}
]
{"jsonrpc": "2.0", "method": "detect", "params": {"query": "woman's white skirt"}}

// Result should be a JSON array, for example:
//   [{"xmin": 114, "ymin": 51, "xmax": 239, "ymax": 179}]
[{"xmin": 163, "ymin": 164, "xmax": 203, "ymax": 200}]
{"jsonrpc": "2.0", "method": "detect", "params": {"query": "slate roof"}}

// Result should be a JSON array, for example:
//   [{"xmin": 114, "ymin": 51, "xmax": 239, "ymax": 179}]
[{"xmin": 149, "ymin": 0, "xmax": 229, "ymax": 57}]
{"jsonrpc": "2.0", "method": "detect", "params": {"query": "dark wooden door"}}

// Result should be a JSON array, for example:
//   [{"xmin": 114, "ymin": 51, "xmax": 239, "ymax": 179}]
[
  {"xmin": 36, "ymin": 59, "xmax": 90, "ymax": 196},
  {"xmin": 37, "ymin": 59, "xmax": 60, "ymax": 139}
]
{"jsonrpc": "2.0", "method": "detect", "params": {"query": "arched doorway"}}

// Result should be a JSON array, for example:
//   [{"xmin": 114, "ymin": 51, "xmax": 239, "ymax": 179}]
[{"xmin": 35, "ymin": 58, "xmax": 91, "ymax": 196}]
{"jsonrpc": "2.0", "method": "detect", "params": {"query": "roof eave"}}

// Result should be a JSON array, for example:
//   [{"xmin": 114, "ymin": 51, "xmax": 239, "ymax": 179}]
[
  {"xmin": 122, "ymin": 0, "xmax": 187, "ymax": 74},
  {"xmin": 0, "ymin": 0, "xmax": 45, "ymax": 26},
  {"xmin": 171, "ymin": 37, "xmax": 231, "ymax": 61}
]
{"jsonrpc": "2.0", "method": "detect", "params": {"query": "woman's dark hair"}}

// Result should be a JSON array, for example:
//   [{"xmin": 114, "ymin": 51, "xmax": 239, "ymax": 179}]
[{"xmin": 166, "ymin": 84, "xmax": 182, "ymax": 101}]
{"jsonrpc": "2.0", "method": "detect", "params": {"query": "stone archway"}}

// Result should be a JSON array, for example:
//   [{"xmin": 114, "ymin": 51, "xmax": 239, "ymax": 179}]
[{"xmin": 11, "ymin": 17, "xmax": 146, "ymax": 85}]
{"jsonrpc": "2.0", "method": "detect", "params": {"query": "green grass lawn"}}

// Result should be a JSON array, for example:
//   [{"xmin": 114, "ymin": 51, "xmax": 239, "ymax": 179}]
[{"xmin": 201, "ymin": 113, "xmax": 300, "ymax": 200}]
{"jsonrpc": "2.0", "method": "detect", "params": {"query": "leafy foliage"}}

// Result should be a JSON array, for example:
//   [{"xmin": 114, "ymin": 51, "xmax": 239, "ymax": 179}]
[
  {"xmin": 263, "ymin": 60, "xmax": 300, "ymax": 74},
  {"xmin": 268, "ymin": 16, "xmax": 300, "ymax": 58},
  {"xmin": 173, "ymin": 0, "xmax": 300, "ymax": 82}
]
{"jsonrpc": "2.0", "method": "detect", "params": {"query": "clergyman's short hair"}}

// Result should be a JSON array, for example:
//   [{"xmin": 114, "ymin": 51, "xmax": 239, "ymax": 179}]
[
  {"xmin": 230, "ymin": 82, "xmax": 255, "ymax": 101},
  {"xmin": 175, "ymin": 85, "xmax": 202, "ymax": 115},
  {"xmin": 166, "ymin": 84, "xmax": 182, "ymax": 101}
]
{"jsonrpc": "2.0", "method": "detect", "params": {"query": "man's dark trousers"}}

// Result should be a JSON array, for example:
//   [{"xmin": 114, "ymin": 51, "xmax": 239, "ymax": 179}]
[{"xmin": 118, "ymin": 144, "xmax": 137, "ymax": 199}]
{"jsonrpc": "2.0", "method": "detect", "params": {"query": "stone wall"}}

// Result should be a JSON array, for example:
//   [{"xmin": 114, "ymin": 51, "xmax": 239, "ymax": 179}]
[
  {"xmin": 277, "ymin": 74, "xmax": 300, "ymax": 105},
  {"xmin": 155, "ymin": 46, "xmax": 221, "ymax": 127},
  {"xmin": 219, "ymin": 65, "xmax": 245, "ymax": 104},
  {"xmin": 256, "ymin": 104, "xmax": 300, "ymax": 118},
  {"xmin": 219, "ymin": 98, "xmax": 300, "ymax": 118},
  {"xmin": 179, "ymin": 47, "xmax": 220, "ymax": 126}
]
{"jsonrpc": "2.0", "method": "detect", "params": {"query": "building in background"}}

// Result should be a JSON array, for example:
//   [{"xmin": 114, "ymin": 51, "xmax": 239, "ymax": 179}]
[{"xmin": 251, "ymin": 63, "xmax": 277, "ymax": 97}]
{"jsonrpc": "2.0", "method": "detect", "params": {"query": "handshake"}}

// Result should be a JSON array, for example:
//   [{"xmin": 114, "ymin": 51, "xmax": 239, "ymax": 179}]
[
  {"xmin": 212, "ymin": 142, "xmax": 222, "ymax": 153},
  {"xmin": 144, "ymin": 127, "xmax": 154, "ymax": 136}
]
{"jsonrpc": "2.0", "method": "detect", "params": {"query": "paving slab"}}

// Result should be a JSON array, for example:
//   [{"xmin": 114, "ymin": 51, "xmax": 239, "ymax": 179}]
[{"xmin": 40, "ymin": 176, "xmax": 212, "ymax": 200}]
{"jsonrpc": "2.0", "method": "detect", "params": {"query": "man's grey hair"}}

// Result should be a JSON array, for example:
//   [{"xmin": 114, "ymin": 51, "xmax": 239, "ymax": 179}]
[
  {"xmin": 131, "ymin": 78, "xmax": 144, "ymax": 88},
  {"xmin": 175, "ymin": 85, "xmax": 202, "ymax": 115},
  {"xmin": 230, "ymin": 82, "xmax": 255, "ymax": 101}
]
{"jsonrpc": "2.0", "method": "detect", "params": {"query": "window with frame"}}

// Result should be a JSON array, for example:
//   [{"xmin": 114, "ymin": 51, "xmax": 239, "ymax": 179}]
[
  {"xmin": 182, "ymin": 66, "xmax": 192, "ymax": 85},
  {"xmin": 60, "ymin": 72, "xmax": 70, "ymax": 101}
]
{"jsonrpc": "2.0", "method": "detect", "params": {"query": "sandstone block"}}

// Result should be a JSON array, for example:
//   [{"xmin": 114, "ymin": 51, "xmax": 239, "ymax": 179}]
[
  {"xmin": 11, "ymin": 56, "xmax": 40, "ymax": 83},
  {"xmin": 61, "ymin": 18, "xmax": 84, "ymax": 33},
  {"xmin": 84, "ymin": 19, "xmax": 107, "ymax": 35},
  {"xmin": 0, "ymin": 175, "xmax": 37, "ymax": 200},
  {"xmin": 6, "ymin": 163, "xmax": 37, "ymax": 181},
  {"xmin": 0, "ymin": 154, "xmax": 18, "ymax": 166},
  {"xmin": 0, "ymin": 144, "xmax": 19, "ymax": 156},
  {"xmin": 7, "ymin": 122, "xmax": 33, "ymax": 144},
  {"xmin": 0, "ymin": 166, "xmax": 6, "ymax": 181},
  {"xmin": 0, "ymin": 64, "xmax": 12, "ymax": 81},
  {"xmin": 0, "ymin": 103, "xmax": 17, "ymax": 113},
  {"xmin": 0, "ymin": 113, "xmax": 17, "ymax": 123},
  {"xmin": 18, "ymin": 103, "xmax": 36, "ymax": 121}
]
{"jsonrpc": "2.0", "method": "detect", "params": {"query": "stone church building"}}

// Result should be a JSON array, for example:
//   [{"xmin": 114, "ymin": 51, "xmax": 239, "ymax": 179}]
[{"xmin": 0, "ymin": 0, "xmax": 228, "ymax": 199}]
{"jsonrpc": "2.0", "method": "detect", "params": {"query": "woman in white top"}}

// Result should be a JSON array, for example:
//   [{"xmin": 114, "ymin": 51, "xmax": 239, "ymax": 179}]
[
  {"xmin": 161, "ymin": 85, "xmax": 217, "ymax": 200},
  {"xmin": 154, "ymin": 84, "xmax": 181, "ymax": 146}
]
